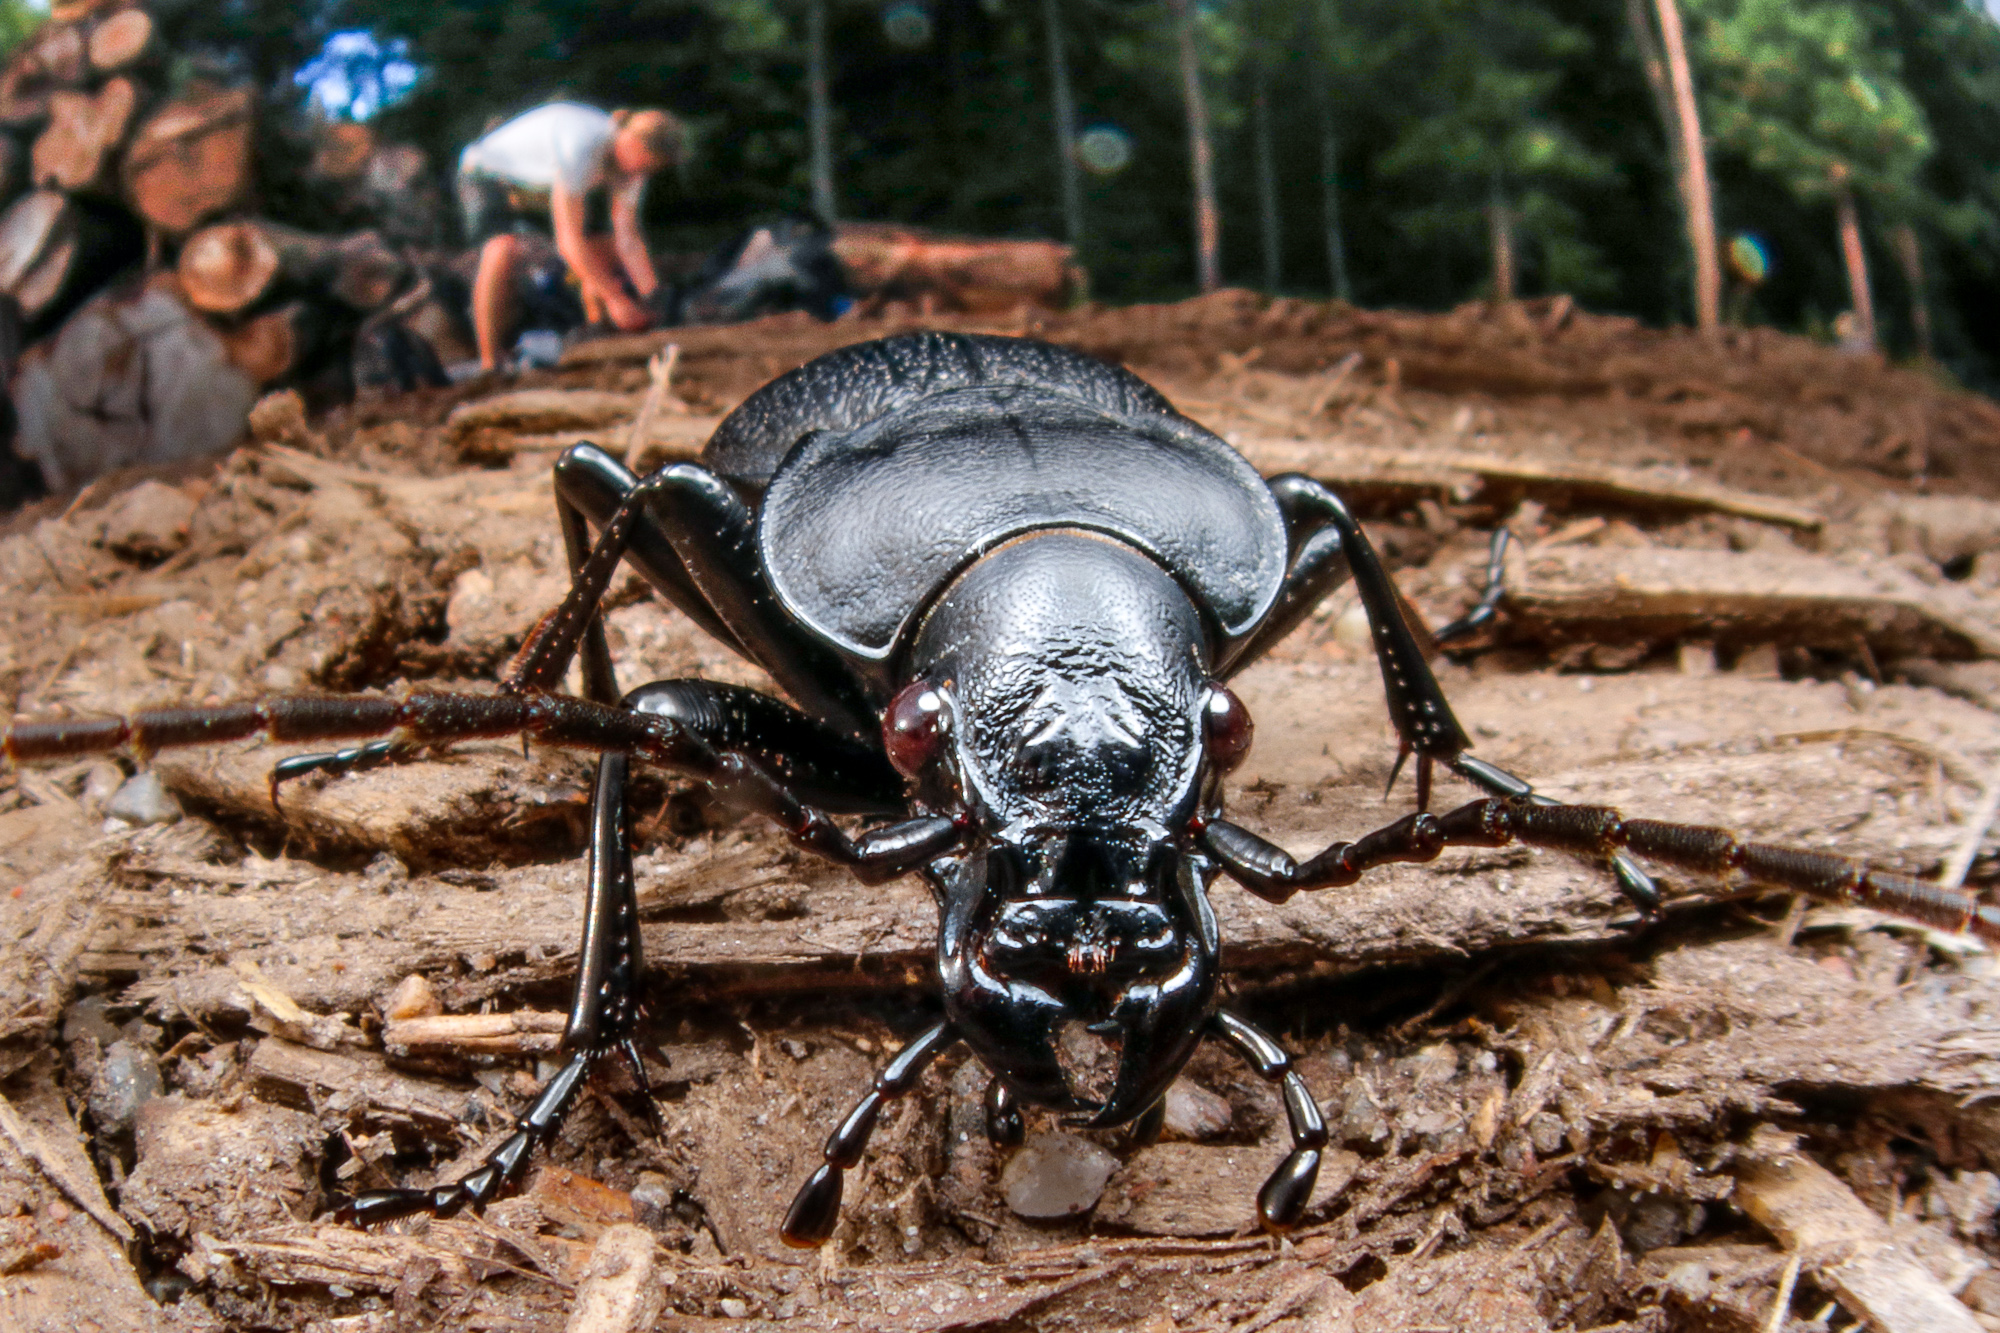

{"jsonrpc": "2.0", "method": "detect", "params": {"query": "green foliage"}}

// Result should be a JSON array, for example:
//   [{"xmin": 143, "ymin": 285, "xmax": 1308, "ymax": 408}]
[
  {"xmin": 1691, "ymin": 0, "xmax": 1931, "ymax": 210},
  {"xmin": 0, "ymin": 0, "xmax": 41, "ymax": 58}
]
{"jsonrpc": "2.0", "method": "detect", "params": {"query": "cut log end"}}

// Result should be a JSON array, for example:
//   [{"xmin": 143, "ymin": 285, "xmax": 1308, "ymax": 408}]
[{"xmin": 86, "ymin": 8, "xmax": 154, "ymax": 75}]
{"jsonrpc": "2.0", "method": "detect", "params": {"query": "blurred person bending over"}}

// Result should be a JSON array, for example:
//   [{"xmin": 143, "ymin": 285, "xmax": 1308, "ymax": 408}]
[{"xmin": 457, "ymin": 103, "xmax": 682, "ymax": 370}]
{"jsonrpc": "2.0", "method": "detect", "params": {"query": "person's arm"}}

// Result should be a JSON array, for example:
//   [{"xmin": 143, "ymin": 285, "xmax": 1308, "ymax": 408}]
[
  {"xmin": 609, "ymin": 177, "xmax": 658, "ymax": 299},
  {"xmin": 551, "ymin": 178, "xmax": 648, "ymax": 329}
]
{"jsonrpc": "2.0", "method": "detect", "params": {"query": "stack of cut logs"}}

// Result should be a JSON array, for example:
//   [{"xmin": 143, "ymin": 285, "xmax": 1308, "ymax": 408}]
[{"xmin": 0, "ymin": 0, "xmax": 453, "ymax": 494}]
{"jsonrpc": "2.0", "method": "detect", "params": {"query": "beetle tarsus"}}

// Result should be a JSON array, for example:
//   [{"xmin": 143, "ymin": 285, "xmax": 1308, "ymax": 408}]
[{"xmin": 783, "ymin": 1021, "xmax": 958, "ymax": 1247}]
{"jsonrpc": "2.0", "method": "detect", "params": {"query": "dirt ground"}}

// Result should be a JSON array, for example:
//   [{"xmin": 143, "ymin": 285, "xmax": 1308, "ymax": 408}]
[{"xmin": 3, "ymin": 291, "xmax": 2000, "ymax": 1332}]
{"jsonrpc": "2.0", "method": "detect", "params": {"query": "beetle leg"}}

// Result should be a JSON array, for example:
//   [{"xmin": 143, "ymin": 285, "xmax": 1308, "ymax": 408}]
[
  {"xmin": 983, "ymin": 1078, "xmax": 1025, "ymax": 1147},
  {"xmin": 1212, "ymin": 1011, "xmax": 1329, "ymax": 1231},
  {"xmin": 783, "ymin": 1021, "xmax": 959, "ymax": 1248},
  {"xmin": 338, "ymin": 748, "xmax": 650, "ymax": 1225},
  {"xmin": 1430, "ymin": 527, "xmax": 1511, "ymax": 646},
  {"xmin": 1201, "ymin": 799, "xmax": 2000, "ymax": 945},
  {"xmin": 1250, "ymin": 475, "xmax": 1473, "ymax": 769}
]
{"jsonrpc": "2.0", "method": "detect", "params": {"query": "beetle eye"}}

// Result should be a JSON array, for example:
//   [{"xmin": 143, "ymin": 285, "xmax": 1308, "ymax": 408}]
[
  {"xmin": 1203, "ymin": 685, "xmax": 1253, "ymax": 772},
  {"xmin": 883, "ymin": 681, "xmax": 946, "ymax": 778}
]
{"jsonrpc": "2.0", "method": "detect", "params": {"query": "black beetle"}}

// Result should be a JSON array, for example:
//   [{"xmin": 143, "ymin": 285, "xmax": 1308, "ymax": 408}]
[{"xmin": 7, "ymin": 332, "xmax": 1994, "ymax": 1244}]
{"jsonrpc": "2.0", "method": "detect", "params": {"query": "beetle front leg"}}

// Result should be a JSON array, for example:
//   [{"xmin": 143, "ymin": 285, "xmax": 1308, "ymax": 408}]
[
  {"xmin": 1202, "ymin": 799, "xmax": 2000, "ymax": 946},
  {"xmin": 1212, "ymin": 1011, "xmax": 1329, "ymax": 1231},
  {"xmin": 782, "ymin": 1021, "xmax": 959, "ymax": 1248},
  {"xmin": 339, "ymin": 750, "xmax": 646, "ymax": 1226}
]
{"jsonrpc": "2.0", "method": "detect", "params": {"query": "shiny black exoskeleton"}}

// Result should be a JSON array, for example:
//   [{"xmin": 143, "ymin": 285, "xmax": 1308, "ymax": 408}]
[{"xmin": 12, "ymin": 333, "xmax": 1995, "ymax": 1243}]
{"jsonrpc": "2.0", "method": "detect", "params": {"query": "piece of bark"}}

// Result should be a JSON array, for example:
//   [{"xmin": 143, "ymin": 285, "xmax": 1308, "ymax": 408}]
[
  {"xmin": 1241, "ymin": 438, "xmax": 1825, "ymax": 530},
  {"xmin": 382, "ymin": 1010, "xmax": 567, "ymax": 1060},
  {"xmin": 11, "ymin": 281, "xmax": 258, "ymax": 490},
  {"xmin": 1501, "ymin": 545, "xmax": 2000, "ymax": 661},
  {"xmin": 1734, "ymin": 1129, "xmax": 1983, "ymax": 1333},
  {"xmin": 29, "ymin": 76, "xmax": 134, "ymax": 194},
  {"xmin": 245, "ymin": 1037, "xmax": 481, "ymax": 1139},
  {"xmin": 83, "ymin": 6, "xmax": 152, "ymax": 75},
  {"xmin": 0, "ymin": 23, "xmax": 87, "ymax": 129},
  {"xmin": 217, "ymin": 299, "xmax": 324, "ymax": 386},
  {"xmin": 120, "ymin": 83, "xmax": 253, "ymax": 236}
]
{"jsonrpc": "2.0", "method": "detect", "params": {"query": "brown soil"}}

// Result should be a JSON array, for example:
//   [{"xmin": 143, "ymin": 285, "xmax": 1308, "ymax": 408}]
[{"xmin": 2, "ymin": 292, "xmax": 1999, "ymax": 1333}]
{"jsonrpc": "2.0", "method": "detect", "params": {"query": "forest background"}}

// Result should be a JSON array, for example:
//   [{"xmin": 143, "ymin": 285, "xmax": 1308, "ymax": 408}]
[{"xmin": 7, "ymin": 0, "xmax": 2000, "ymax": 391}]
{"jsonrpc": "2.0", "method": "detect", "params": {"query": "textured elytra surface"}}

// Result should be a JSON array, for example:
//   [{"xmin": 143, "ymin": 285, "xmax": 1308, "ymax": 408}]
[{"xmin": 0, "ymin": 295, "xmax": 1998, "ymax": 1331}]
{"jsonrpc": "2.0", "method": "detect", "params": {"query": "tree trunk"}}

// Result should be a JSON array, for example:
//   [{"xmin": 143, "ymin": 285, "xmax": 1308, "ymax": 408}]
[
  {"xmin": 1833, "ymin": 176, "xmax": 1875, "ymax": 352},
  {"xmin": 1319, "ymin": 112, "xmax": 1351, "ymax": 304},
  {"xmin": 11, "ymin": 280, "xmax": 257, "ymax": 492},
  {"xmin": 32, "ymin": 76, "xmax": 137, "ymax": 194},
  {"xmin": 1041, "ymin": 0, "xmax": 1083, "ymax": 247},
  {"xmin": 1624, "ymin": 0, "xmax": 1689, "ymax": 220},
  {"xmin": 1487, "ymin": 195, "xmax": 1516, "ymax": 302},
  {"xmin": 806, "ymin": 0, "xmax": 835, "ymax": 224},
  {"xmin": 1892, "ymin": 223, "xmax": 1931, "ymax": 360},
  {"xmin": 1253, "ymin": 63, "xmax": 1282, "ymax": 293},
  {"xmin": 85, "ymin": 7, "xmax": 155, "ymax": 76},
  {"xmin": 1652, "ymin": 0, "xmax": 1719, "ymax": 334},
  {"xmin": 178, "ymin": 220, "xmax": 408, "ymax": 316},
  {"xmin": 1169, "ymin": 0, "xmax": 1220, "ymax": 294},
  {"xmin": 218, "ymin": 299, "xmax": 325, "ymax": 386},
  {"xmin": 121, "ymin": 84, "xmax": 254, "ymax": 236}
]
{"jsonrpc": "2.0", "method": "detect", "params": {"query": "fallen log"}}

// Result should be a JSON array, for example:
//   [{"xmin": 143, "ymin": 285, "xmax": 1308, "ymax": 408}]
[
  {"xmin": 11, "ymin": 279, "xmax": 257, "ymax": 490},
  {"xmin": 120, "ymin": 82, "xmax": 252, "ymax": 235},
  {"xmin": 0, "ymin": 188, "xmax": 68, "ymax": 290},
  {"xmin": 177, "ymin": 219, "xmax": 405, "ymax": 315},
  {"xmin": 84, "ymin": 6, "xmax": 154, "ymax": 75},
  {"xmin": 832, "ymin": 220, "xmax": 1083, "ymax": 313},
  {"xmin": 218, "ymin": 299, "xmax": 324, "ymax": 386},
  {"xmin": 31, "ymin": 75, "xmax": 137, "ymax": 193}
]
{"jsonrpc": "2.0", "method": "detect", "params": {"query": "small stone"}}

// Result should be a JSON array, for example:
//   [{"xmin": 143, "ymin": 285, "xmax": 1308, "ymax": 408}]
[
  {"xmin": 718, "ymin": 1297, "xmax": 750, "ymax": 1319},
  {"xmin": 1526, "ymin": 1111, "xmax": 1567, "ymax": 1157},
  {"xmin": 89, "ymin": 1039, "xmax": 163, "ymax": 1139},
  {"xmin": 1000, "ymin": 1133, "xmax": 1119, "ymax": 1219},
  {"xmin": 1332, "ymin": 600, "xmax": 1373, "ymax": 654},
  {"xmin": 1161, "ymin": 1082, "xmax": 1232, "ymax": 1140},
  {"xmin": 107, "ymin": 772, "xmax": 182, "ymax": 826},
  {"xmin": 630, "ymin": 1172, "xmax": 675, "ymax": 1229},
  {"xmin": 80, "ymin": 761, "xmax": 125, "ymax": 818},
  {"xmin": 384, "ymin": 974, "xmax": 440, "ymax": 1022},
  {"xmin": 63, "ymin": 995, "xmax": 121, "ymax": 1046},
  {"xmin": 95, "ymin": 481, "xmax": 196, "ymax": 563}
]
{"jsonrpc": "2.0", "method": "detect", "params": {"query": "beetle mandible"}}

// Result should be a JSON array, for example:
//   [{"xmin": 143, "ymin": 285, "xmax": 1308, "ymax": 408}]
[{"xmin": 7, "ymin": 331, "xmax": 1995, "ymax": 1244}]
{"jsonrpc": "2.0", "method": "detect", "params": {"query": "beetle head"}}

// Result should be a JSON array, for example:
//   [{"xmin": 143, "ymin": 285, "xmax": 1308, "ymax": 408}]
[{"xmin": 895, "ymin": 530, "xmax": 1248, "ymax": 1122}]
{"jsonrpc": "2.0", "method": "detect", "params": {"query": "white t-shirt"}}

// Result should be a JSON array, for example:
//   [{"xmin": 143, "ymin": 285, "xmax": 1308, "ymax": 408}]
[{"xmin": 458, "ymin": 103, "xmax": 637, "ymax": 204}]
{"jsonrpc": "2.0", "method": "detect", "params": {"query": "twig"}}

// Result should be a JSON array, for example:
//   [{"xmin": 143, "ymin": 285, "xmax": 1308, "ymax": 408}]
[
  {"xmin": 1939, "ymin": 749, "xmax": 2000, "ymax": 890},
  {"xmin": 623, "ymin": 344, "xmax": 680, "ymax": 470},
  {"xmin": 1763, "ymin": 1251, "xmax": 1802, "ymax": 1333}
]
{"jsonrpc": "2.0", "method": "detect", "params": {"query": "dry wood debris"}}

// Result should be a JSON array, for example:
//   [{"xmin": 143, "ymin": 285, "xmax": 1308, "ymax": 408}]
[{"xmin": 0, "ymin": 299, "xmax": 1998, "ymax": 1330}]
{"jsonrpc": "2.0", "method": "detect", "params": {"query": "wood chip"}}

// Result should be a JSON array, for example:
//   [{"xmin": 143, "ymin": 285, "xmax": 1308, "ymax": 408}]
[
  {"xmin": 1734, "ymin": 1128, "xmax": 1982, "ymax": 1333},
  {"xmin": 1503, "ymin": 545, "xmax": 2000, "ymax": 660},
  {"xmin": 562, "ymin": 1224, "xmax": 663, "ymax": 1333},
  {"xmin": 1240, "ymin": 438, "xmax": 1825, "ymax": 529}
]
